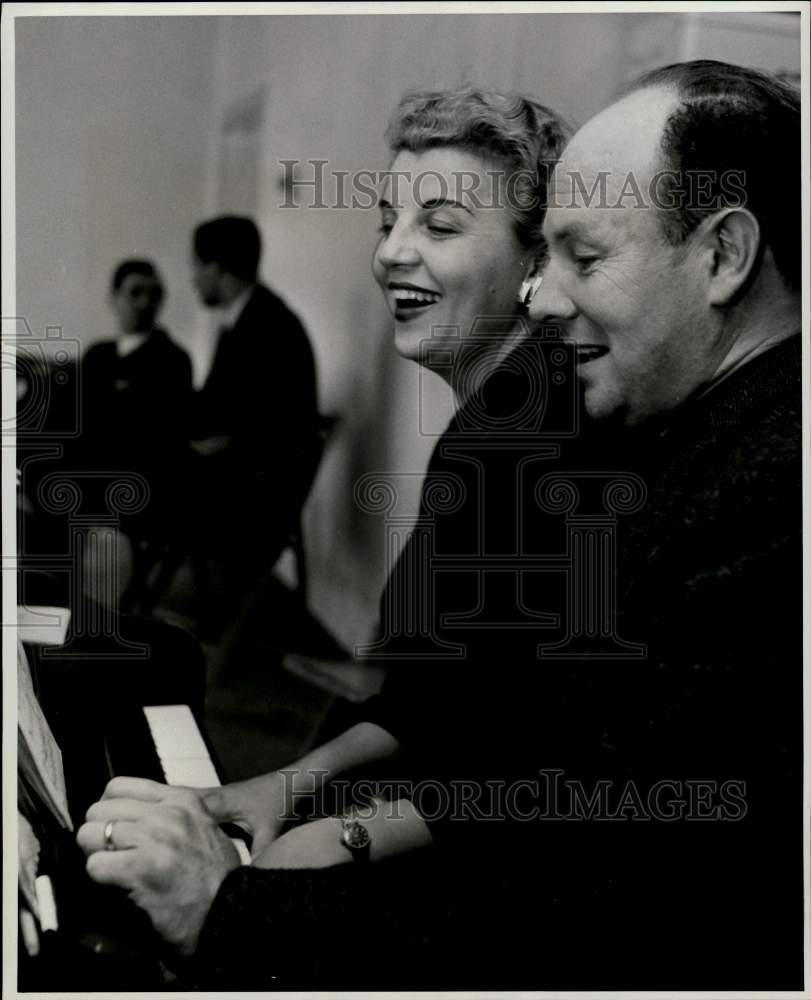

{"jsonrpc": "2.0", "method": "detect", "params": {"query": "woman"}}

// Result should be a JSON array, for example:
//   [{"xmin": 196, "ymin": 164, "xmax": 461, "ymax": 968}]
[
  {"xmin": 202, "ymin": 87, "xmax": 573, "ymax": 867},
  {"xmin": 79, "ymin": 88, "xmax": 577, "ymax": 985}
]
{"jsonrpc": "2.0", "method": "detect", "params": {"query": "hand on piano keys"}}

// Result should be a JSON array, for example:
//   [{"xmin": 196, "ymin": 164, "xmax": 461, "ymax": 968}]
[
  {"xmin": 141, "ymin": 708, "xmax": 292, "ymax": 859},
  {"xmin": 77, "ymin": 774, "xmax": 245, "ymax": 957},
  {"xmin": 114, "ymin": 704, "xmax": 252, "ymax": 865}
]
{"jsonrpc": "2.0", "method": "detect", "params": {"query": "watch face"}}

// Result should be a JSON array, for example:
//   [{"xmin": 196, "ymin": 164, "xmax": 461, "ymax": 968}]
[{"xmin": 342, "ymin": 821, "xmax": 371, "ymax": 851}]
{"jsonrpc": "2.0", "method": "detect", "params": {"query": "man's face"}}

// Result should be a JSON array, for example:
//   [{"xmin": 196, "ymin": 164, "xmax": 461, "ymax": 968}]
[
  {"xmin": 530, "ymin": 88, "xmax": 721, "ymax": 426},
  {"xmin": 112, "ymin": 272, "xmax": 163, "ymax": 333},
  {"xmin": 191, "ymin": 256, "xmax": 223, "ymax": 307}
]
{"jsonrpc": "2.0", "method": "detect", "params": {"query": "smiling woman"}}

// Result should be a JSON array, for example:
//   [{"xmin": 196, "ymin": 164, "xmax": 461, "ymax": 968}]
[
  {"xmin": 372, "ymin": 88, "xmax": 569, "ymax": 398},
  {"xmin": 373, "ymin": 147, "xmax": 528, "ymax": 383},
  {"xmin": 75, "ymin": 86, "xmax": 580, "ymax": 989}
]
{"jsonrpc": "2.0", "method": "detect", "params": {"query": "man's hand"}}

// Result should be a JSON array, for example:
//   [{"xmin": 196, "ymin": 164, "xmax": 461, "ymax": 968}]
[{"xmin": 76, "ymin": 777, "xmax": 241, "ymax": 956}]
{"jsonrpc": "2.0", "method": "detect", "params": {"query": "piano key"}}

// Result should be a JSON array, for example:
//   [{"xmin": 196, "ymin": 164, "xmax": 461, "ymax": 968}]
[
  {"xmin": 142, "ymin": 705, "xmax": 209, "ymax": 760},
  {"xmin": 139, "ymin": 704, "xmax": 252, "ymax": 861},
  {"xmin": 161, "ymin": 757, "xmax": 220, "ymax": 789},
  {"xmin": 231, "ymin": 838, "xmax": 251, "ymax": 866},
  {"xmin": 103, "ymin": 700, "xmax": 253, "ymax": 862}
]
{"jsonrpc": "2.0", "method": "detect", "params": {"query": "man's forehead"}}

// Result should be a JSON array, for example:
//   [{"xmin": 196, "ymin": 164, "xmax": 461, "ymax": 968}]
[
  {"xmin": 543, "ymin": 199, "xmax": 643, "ymax": 246},
  {"xmin": 543, "ymin": 87, "xmax": 680, "ymax": 235},
  {"xmin": 552, "ymin": 87, "xmax": 678, "ymax": 195}
]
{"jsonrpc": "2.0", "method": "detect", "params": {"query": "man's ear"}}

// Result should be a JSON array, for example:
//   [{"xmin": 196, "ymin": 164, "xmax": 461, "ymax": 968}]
[{"xmin": 703, "ymin": 207, "xmax": 762, "ymax": 307}]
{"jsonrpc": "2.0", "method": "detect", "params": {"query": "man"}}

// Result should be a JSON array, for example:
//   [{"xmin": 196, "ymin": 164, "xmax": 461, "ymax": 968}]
[
  {"xmin": 521, "ymin": 59, "xmax": 802, "ymax": 987},
  {"xmin": 188, "ymin": 216, "xmax": 319, "ymax": 606},
  {"xmin": 80, "ymin": 259, "xmax": 193, "ymax": 541},
  {"xmin": 77, "ymin": 63, "xmax": 802, "ymax": 988}
]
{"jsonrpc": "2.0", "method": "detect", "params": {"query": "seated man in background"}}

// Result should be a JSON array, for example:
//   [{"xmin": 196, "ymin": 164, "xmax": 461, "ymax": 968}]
[
  {"xmin": 80, "ymin": 259, "xmax": 193, "ymax": 553},
  {"xmin": 78, "ymin": 62, "xmax": 802, "ymax": 990},
  {"xmin": 188, "ymin": 216, "xmax": 319, "ymax": 626}
]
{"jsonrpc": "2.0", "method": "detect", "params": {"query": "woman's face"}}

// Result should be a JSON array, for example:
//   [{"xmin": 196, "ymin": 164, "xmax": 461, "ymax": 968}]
[{"xmin": 372, "ymin": 147, "xmax": 528, "ymax": 373}]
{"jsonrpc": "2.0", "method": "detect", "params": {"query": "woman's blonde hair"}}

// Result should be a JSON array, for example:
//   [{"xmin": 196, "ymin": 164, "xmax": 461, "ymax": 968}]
[{"xmin": 385, "ymin": 86, "xmax": 571, "ymax": 250}]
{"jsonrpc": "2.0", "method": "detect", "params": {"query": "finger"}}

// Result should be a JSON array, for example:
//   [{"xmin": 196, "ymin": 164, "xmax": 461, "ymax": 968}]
[
  {"xmin": 85, "ymin": 847, "xmax": 139, "ymax": 889},
  {"xmin": 102, "ymin": 776, "xmax": 173, "ymax": 802},
  {"xmin": 86, "ymin": 797, "xmax": 164, "ymax": 824},
  {"xmin": 77, "ymin": 819, "xmax": 149, "ymax": 855},
  {"xmin": 200, "ymin": 787, "xmax": 224, "ymax": 816},
  {"xmin": 251, "ymin": 826, "xmax": 275, "ymax": 857},
  {"xmin": 200, "ymin": 787, "xmax": 229, "ymax": 820}
]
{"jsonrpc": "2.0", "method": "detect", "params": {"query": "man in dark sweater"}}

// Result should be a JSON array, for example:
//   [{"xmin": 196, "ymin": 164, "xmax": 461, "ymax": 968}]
[{"xmin": 77, "ymin": 62, "xmax": 802, "ymax": 989}]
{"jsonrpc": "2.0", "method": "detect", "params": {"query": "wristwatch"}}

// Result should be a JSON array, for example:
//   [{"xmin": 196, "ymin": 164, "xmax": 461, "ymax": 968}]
[{"xmin": 340, "ymin": 811, "xmax": 371, "ymax": 863}]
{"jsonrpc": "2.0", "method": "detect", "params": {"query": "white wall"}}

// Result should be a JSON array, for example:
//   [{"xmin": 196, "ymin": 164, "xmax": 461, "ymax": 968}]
[{"xmin": 15, "ymin": 16, "xmax": 219, "ymax": 360}]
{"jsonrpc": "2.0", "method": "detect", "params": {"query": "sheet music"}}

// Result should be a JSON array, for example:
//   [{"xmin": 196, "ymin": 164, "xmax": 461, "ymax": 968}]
[{"xmin": 17, "ymin": 641, "xmax": 73, "ymax": 830}]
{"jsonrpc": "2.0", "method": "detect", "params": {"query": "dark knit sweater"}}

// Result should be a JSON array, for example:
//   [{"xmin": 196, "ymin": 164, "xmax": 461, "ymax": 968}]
[{"xmin": 195, "ymin": 335, "xmax": 802, "ymax": 990}]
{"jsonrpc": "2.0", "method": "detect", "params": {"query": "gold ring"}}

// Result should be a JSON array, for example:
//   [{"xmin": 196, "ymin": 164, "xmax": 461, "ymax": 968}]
[{"xmin": 103, "ymin": 820, "xmax": 116, "ymax": 851}]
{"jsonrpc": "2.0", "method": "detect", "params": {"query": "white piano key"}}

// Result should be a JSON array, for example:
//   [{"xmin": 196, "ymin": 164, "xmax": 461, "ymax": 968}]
[
  {"xmin": 231, "ymin": 838, "xmax": 251, "ymax": 866},
  {"xmin": 161, "ymin": 757, "xmax": 220, "ymax": 788},
  {"xmin": 140, "ymin": 705, "xmax": 250, "ymax": 863},
  {"xmin": 143, "ymin": 705, "xmax": 210, "ymax": 760}
]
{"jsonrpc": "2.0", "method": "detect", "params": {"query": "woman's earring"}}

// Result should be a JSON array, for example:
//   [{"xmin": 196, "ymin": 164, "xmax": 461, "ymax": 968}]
[{"xmin": 518, "ymin": 273, "xmax": 543, "ymax": 307}]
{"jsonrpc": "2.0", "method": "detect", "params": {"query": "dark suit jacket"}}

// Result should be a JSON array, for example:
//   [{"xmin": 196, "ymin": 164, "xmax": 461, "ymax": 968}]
[
  {"xmin": 82, "ymin": 327, "xmax": 193, "ymax": 456},
  {"xmin": 78, "ymin": 328, "xmax": 193, "ymax": 528},
  {"xmin": 193, "ymin": 285, "xmax": 319, "ymax": 551}
]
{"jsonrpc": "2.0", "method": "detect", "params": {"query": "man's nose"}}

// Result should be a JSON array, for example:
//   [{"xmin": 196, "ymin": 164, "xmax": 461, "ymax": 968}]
[
  {"xmin": 376, "ymin": 222, "xmax": 421, "ymax": 269},
  {"xmin": 528, "ymin": 261, "xmax": 577, "ymax": 325}
]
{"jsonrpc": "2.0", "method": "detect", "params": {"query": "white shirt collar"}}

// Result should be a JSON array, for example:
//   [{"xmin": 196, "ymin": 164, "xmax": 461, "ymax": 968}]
[
  {"xmin": 116, "ymin": 331, "xmax": 151, "ymax": 357},
  {"xmin": 219, "ymin": 285, "xmax": 255, "ymax": 331}
]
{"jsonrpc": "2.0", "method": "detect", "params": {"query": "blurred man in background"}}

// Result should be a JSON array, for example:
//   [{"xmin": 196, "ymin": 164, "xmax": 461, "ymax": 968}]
[
  {"xmin": 80, "ymin": 259, "xmax": 193, "ymax": 571},
  {"xmin": 188, "ymin": 216, "xmax": 319, "ymax": 635}
]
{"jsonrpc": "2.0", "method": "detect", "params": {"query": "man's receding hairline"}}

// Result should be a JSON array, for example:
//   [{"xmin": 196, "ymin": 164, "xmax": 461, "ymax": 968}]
[{"xmin": 554, "ymin": 88, "xmax": 677, "ymax": 187}]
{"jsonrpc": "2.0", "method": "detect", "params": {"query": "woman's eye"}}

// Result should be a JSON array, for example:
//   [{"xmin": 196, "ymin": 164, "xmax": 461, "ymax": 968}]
[
  {"xmin": 378, "ymin": 222, "xmax": 393, "ymax": 235},
  {"xmin": 427, "ymin": 223, "xmax": 458, "ymax": 236}
]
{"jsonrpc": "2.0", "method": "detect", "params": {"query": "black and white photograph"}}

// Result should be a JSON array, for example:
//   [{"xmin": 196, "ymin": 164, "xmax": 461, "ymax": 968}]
[{"xmin": 3, "ymin": 1, "xmax": 808, "ymax": 994}]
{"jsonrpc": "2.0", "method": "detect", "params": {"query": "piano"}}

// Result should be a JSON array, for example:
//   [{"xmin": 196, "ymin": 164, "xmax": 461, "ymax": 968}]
[{"xmin": 18, "ymin": 610, "xmax": 248, "ymax": 991}]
